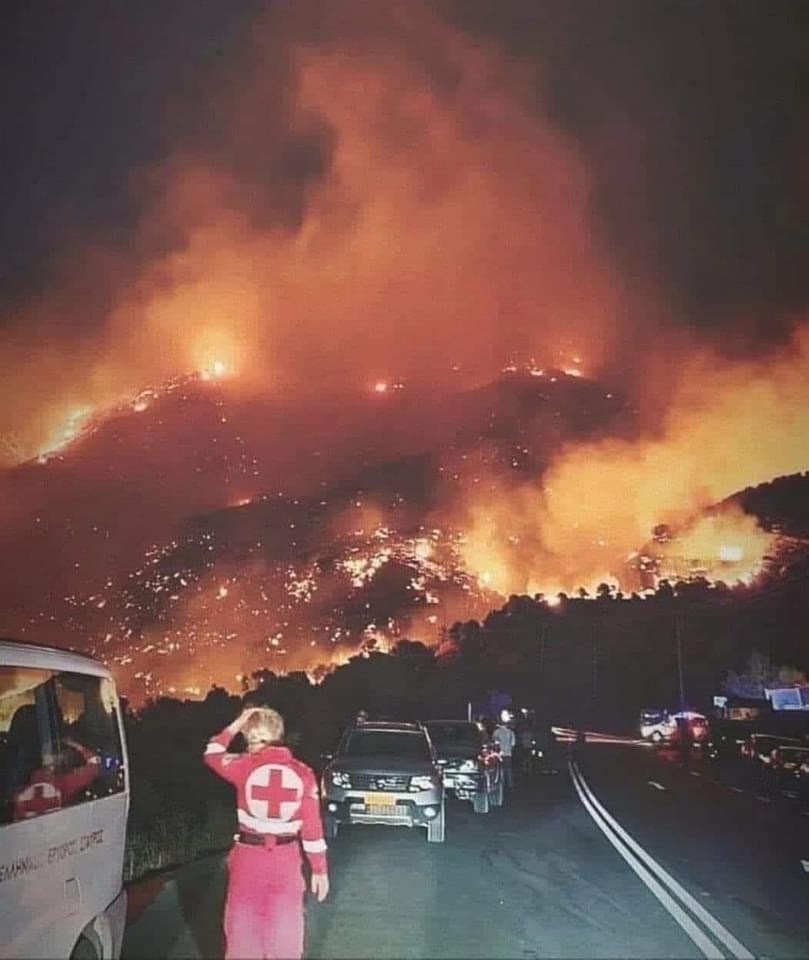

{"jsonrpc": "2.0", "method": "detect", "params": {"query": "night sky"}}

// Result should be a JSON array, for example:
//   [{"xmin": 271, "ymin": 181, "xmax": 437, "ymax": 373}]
[{"xmin": 3, "ymin": 2, "xmax": 807, "ymax": 338}]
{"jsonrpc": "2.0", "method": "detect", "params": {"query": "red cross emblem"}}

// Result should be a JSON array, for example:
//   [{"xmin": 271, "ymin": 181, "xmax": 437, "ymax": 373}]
[{"xmin": 245, "ymin": 764, "xmax": 303, "ymax": 820}]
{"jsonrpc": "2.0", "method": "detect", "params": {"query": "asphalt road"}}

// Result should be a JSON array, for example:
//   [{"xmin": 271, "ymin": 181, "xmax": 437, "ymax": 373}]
[{"xmin": 122, "ymin": 742, "xmax": 809, "ymax": 959}]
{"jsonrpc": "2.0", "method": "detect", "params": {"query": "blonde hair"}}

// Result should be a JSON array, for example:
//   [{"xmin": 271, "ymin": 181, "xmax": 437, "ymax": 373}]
[{"xmin": 243, "ymin": 708, "xmax": 284, "ymax": 745}]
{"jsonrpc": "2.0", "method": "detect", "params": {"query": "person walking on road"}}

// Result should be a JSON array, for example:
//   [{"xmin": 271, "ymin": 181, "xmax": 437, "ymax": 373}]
[
  {"xmin": 204, "ymin": 706, "xmax": 329, "ymax": 960},
  {"xmin": 493, "ymin": 719, "xmax": 516, "ymax": 789}
]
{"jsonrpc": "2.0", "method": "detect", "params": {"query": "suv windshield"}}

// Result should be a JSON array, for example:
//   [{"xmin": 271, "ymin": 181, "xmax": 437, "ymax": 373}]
[
  {"xmin": 426, "ymin": 723, "xmax": 481, "ymax": 750},
  {"xmin": 343, "ymin": 730, "xmax": 431, "ymax": 761}
]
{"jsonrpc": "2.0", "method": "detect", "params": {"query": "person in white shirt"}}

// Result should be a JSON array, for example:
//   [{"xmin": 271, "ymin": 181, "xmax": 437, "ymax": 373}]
[{"xmin": 493, "ymin": 721, "xmax": 516, "ymax": 789}]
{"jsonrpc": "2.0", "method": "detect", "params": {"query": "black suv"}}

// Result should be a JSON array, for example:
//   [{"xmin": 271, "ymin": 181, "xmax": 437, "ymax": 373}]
[
  {"xmin": 321, "ymin": 721, "xmax": 445, "ymax": 842},
  {"xmin": 424, "ymin": 720, "xmax": 503, "ymax": 813}
]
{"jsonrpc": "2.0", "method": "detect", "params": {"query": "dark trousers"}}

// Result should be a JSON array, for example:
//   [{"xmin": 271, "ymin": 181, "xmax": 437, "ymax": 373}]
[{"xmin": 502, "ymin": 756, "xmax": 514, "ymax": 788}]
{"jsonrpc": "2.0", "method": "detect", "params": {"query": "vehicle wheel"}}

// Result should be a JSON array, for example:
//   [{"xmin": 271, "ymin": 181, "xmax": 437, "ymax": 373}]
[
  {"xmin": 473, "ymin": 789, "xmax": 490, "ymax": 814},
  {"xmin": 491, "ymin": 778, "xmax": 504, "ymax": 807},
  {"xmin": 427, "ymin": 806, "xmax": 445, "ymax": 843},
  {"xmin": 70, "ymin": 935, "xmax": 100, "ymax": 960},
  {"xmin": 324, "ymin": 813, "xmax": 339, "ymax": 840},
  {"xmin": 651, "ymin": 731, "xmax": 663, "ymax": 744}
]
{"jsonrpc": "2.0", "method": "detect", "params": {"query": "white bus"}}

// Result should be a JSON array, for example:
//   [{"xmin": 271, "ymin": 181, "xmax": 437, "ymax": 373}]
[{"xmin": 0, "ymin": 640, "xmax": 129, "ymax": 959}]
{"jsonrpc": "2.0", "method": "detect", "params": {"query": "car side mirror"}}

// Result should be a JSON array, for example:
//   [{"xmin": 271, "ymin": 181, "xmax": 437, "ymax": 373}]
[{"xmin": 320, "ymin": 751, "xmax": 334, "ymax": 763}]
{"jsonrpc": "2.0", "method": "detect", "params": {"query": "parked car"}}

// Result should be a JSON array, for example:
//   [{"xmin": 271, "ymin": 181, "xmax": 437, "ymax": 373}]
[
  {"xmin": 740, "ymin": 732, "xmax": 801, "ymax": 766},
  {"xmin": 640, "ymin": 709, "xmax": 708, "ymax": 745},
  {"xmin": 706, "ymin": 719, "xmax": 754, "ymax": 761},
  {"xmin": 321, "ymin": 721, "xmax": 445, "ymax": 842},
  {"xmin": 424, "ymin": 720, "xmax": 503, "ymax": 813},
  {"xmin": 639, "ymin": 709, "xmax": 677, "ymax": 743},
  {"xmin": 770, "ymin": 745, "xmax": 809, "ymax": 793}
]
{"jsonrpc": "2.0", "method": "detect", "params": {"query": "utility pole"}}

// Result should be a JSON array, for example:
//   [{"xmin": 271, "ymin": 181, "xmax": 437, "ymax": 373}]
[
  {"xmin": 538, "ymin": 622, "xmax": 546, "ymax": 673},
  {"xmin": 537, "ymin": 622, "xmax": 546, "ymax": 712},
  {"xmin": 675, "ymin": 610, "xmax": 685, "ymax": 709}
]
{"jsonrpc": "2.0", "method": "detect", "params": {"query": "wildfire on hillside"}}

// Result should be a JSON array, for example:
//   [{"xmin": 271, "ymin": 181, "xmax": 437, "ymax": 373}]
[{"xmin": 1, "ymin": 340, "xmax": 806, "ymax": 704}]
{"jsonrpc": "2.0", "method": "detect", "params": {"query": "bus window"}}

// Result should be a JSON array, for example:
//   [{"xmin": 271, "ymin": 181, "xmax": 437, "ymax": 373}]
[{"xmin": 52, "ymin": 671, "xmax": 126, "ymax": 803}]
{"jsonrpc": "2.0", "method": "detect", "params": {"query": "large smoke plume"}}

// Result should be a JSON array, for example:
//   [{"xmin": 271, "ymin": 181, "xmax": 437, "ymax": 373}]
[{"xmin": 1, "ymin": 0, "xmax": 638, "ymax": 462}]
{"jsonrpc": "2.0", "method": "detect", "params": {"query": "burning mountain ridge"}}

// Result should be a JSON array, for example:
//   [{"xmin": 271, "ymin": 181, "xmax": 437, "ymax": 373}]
[{"xmin": 1, "ymin": 362, "xmax": 805, "ymax": 703}]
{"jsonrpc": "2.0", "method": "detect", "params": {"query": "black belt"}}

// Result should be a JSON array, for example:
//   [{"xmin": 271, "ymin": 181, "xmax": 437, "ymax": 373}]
[{"xmin": 236, "ymin": 831, "xmax": 298, "ymax": 848}]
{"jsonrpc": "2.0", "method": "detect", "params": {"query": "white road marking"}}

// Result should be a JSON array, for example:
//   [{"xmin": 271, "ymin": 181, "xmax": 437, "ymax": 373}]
[
  {"xmin": 570, "ymin": 762, "xmax": 754, "ymax": 960},
  {"xmin": 648, "ymin": 781, "xmax": 667, "ymax": 791},
  {"xmin": 754, "ymin": 796, "xmax": 773, "ymax": 803},
  {"xmin": 729, "ymin": 786, "xmax": 745, "ymax": 793},
  {"xmin": 570, "ymin": 766, "xmax": 723, "ymax": 959},
  {"xmin": 689, "ymin": 771, "xmax": 702, "ymax": 777},
  {"xmin": 801, "ymin": 860, "xmax": 809, "ymax": 873}
]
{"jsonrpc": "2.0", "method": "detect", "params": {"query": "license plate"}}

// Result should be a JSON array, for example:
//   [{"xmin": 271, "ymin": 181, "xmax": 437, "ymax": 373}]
[{"xmin": 363, "ymin": 792, "xmax": 396, "ymax": 806}]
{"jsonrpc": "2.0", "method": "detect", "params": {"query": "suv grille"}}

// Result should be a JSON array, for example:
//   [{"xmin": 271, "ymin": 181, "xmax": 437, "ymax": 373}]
[{"xmin": 350, "ymin": 773, "xmax": 410, "ymax": 791}]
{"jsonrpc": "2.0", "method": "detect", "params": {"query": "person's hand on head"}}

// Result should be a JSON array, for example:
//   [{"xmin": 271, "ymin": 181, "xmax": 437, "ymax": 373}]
[{"xmin": 227, "ymin": 706, "xmax": 261, "ymax": 735}]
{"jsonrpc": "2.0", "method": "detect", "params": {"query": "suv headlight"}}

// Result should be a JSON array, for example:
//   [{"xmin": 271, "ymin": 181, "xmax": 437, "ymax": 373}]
[
  {"xmin": 330, "ymin": 770, "xmax": 351, "ymax": 788},
  {"xmin": 410, "ymin": 774, "xmax": 439, "ymax": 792},
  {"xmin": 457, "ymin": 759, "xmax": 477, "ymax": 773}
]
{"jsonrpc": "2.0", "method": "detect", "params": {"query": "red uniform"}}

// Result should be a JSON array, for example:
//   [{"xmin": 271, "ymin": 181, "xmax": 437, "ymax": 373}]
[{"xmin": 204, "ymin": 728, "xmax": 328, "ymax": 960}]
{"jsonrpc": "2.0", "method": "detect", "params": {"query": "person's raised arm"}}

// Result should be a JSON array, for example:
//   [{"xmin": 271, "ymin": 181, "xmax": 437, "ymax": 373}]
[{"xmin": 203, "ymin": 707, "xmax": 260, "ymax": 782}]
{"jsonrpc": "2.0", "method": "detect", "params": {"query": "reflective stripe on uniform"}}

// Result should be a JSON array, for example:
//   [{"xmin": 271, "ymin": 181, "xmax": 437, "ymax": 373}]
[
  {"xmin": 302, "ymin": 838, "xmax": 327, "ymax": 853},
  {"xmin": 238, "ymin": 809, "xmax": 303, "ymax": 834},
  {"xmin": 205, "ymin": 742, "xmax": 227, "ymax": 754}
]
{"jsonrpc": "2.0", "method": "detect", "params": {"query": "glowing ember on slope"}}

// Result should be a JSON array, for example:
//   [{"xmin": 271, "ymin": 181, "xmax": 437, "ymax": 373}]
[
  {"xmin": 37, "ymin": 406, "xmax": 94, "ymax": 460},
  {"xmin": 340, "ymin": 547, "xmax": 394, "ymax": 587},
  {"xmin": 19, "ymin": 366, "xmax": 241, "ymax": 468},
  {"xmin": 39, "ymin": 515, "xmax": 497, "ymax": 703},
  {"xmin": 201, "ymin": 359, "xmax": 228, "ymax": 381}
]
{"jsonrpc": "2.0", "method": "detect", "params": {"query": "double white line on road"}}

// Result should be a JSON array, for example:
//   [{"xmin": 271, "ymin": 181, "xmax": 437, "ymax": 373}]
[{"xmin": 569, "ymin": 761, "xmax": 754, "ymax": 960}]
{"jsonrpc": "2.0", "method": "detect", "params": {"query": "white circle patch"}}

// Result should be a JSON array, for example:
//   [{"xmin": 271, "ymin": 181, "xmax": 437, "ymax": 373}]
[{"xmin": 245, "ymin": 764, "xmax": 304, "ymax": 822}]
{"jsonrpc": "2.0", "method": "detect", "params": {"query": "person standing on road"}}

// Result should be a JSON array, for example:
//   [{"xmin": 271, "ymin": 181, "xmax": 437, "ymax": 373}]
[
  {"xmin": 493, "ymin": 719, "xmax": 516, "ymax": 789},
  {"xmin": 676, "ymin": 715, "xmax": 692, "ymax": 767},
  {"xmin": 517, "ymin": 722, "xmax": 534, "ymax": 776},
  {"xmin": 204, "ymin": 706, "xmax": 329, "ymax": 960}
]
